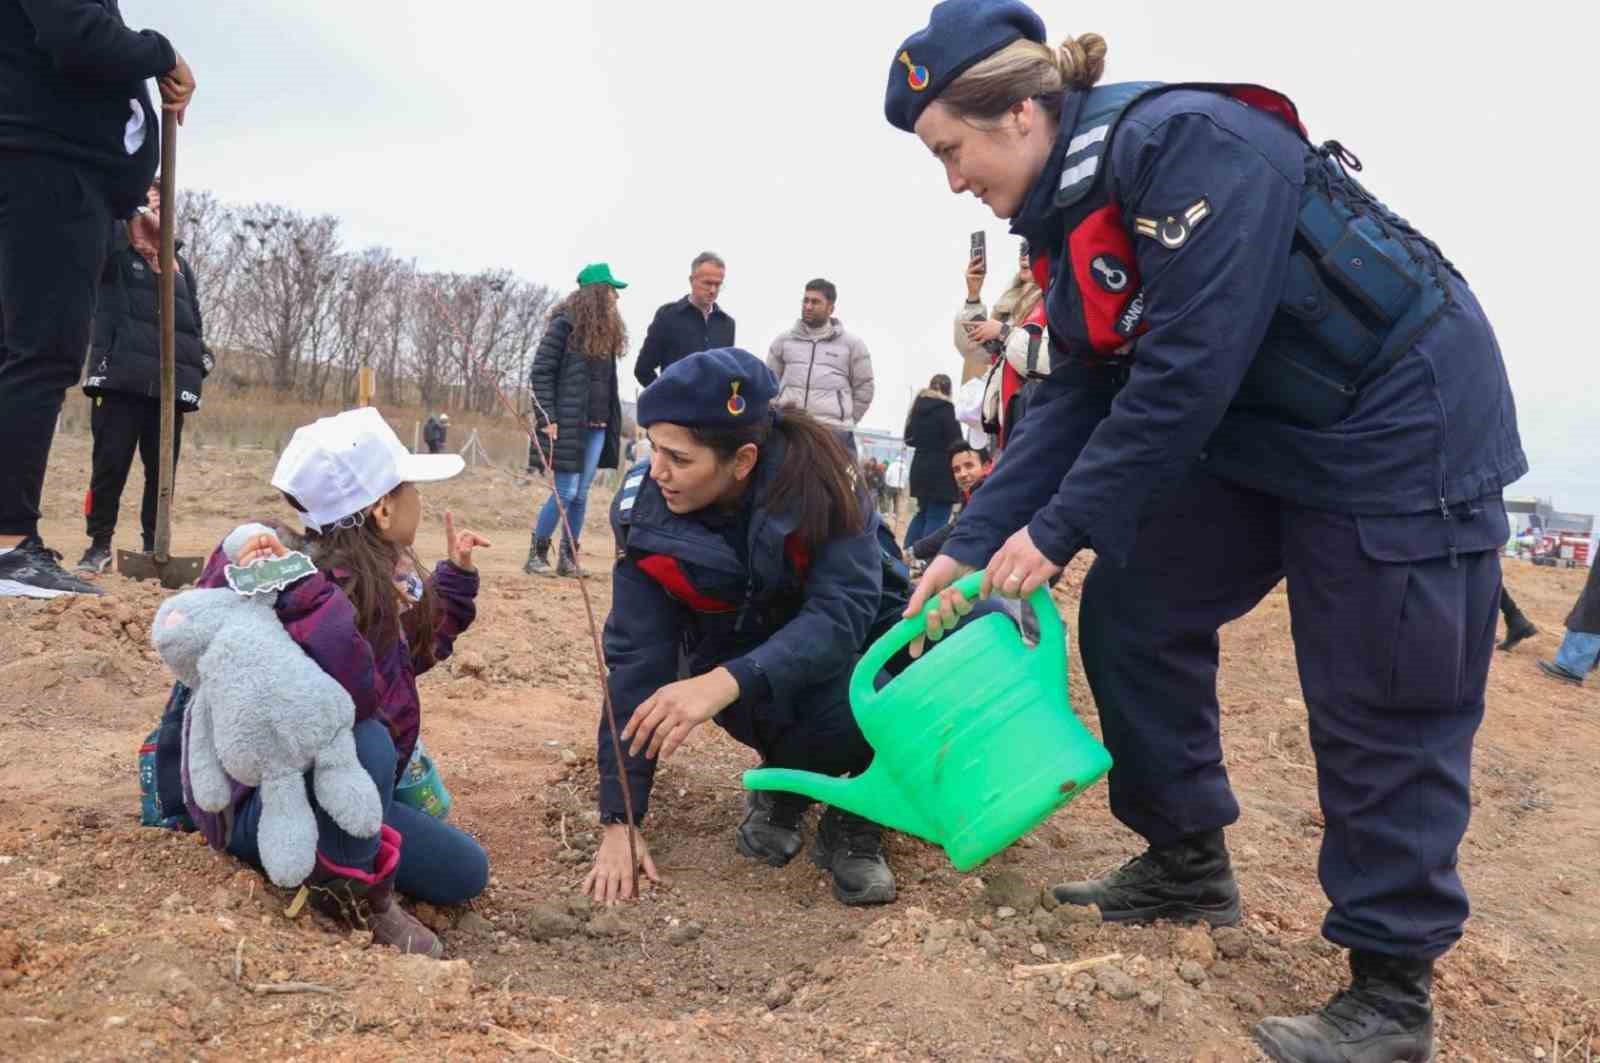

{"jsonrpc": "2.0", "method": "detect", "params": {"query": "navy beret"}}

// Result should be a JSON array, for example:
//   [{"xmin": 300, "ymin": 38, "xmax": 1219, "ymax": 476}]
[
  {"xmin": 637, "ymin": 348, "xmax": 778, "ymax": 430},
  {"xmin": 885, "ymin": 0, "xmax": 1047, "ymax": 133}
]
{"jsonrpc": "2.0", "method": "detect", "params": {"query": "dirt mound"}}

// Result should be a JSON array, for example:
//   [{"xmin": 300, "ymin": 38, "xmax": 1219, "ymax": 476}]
[{"xmin": 0, "ymin": 432, "xmax": 1595, "ymax": 1060}]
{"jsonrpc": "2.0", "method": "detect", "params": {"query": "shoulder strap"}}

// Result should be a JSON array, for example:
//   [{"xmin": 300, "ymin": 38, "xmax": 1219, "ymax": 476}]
[
  {"xmin": 1054, "ymin": 81, "xmax": 1306, "ymax": 211},
  {"xmin": 614, "ymin": 460, "xmax": 651, "ymax": 547},
  {"xmin": 1054, "ymin": 81, "xmax": 1166, "ymax": 209}
]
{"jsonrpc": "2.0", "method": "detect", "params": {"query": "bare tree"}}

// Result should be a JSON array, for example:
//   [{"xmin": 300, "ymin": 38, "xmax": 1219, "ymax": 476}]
[
  {"xmin": 230, "ymin": 205, "xmax": 342, "ymax": 393},
  {"xmin": 167, "ymin": 190, "xmax": 562, "ymax": 409}
]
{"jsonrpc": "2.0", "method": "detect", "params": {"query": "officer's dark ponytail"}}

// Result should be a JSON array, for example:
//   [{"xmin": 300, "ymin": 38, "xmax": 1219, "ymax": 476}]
[
  {"xmin": 937, "ymin": 34, "xmax": 1107, "ymax": 123},
  {"xmin": 690, "ymin": 410, "xmax": 867, "ymax": 549}
]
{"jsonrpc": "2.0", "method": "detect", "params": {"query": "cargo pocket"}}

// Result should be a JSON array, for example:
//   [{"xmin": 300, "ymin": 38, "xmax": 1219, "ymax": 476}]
[{"xmin": 1355, "ymin": 505, "xmax": 1508, "ymax": 712}]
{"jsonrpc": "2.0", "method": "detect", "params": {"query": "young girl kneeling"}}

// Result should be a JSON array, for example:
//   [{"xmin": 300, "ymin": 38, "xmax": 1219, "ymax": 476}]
[{"xmin": 185, "ymin": 408, "xmax": 491, "ymax": 957}]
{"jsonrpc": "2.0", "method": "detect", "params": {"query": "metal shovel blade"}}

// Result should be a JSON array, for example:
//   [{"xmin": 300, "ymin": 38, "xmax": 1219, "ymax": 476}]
[{"xmin": 115, "ymin": 549, "xmax": 204, "ymax": 590}]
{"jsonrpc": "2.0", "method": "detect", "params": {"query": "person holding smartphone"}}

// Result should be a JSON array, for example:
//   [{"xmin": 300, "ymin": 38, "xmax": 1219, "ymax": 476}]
[
  {"xmin": 953, "ymin": 236, "xmax": 1048, "ymax": 453},
  {"xmin": 884, "ymin": 2, "xmax": 1525, "ymax": 1060}
]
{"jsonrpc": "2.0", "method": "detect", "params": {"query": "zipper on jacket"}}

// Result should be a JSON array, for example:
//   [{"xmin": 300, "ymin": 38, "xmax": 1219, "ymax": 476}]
[{"xmin": 801, "ymin": 338, "xmax": 819, "ymax": 411}]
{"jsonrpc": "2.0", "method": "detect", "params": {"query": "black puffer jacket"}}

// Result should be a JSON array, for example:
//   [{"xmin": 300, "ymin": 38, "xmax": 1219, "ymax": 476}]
[
  {"xmin": 903, "ymin": 390, "xmax": 962, "ymax": 504},
  {"xmin": 529, "ymin": 313, "xmax": 622, "ymax": 475},
  {"xmin": 82, "ymin": 229, "xmax": 212, "ymax": 411}
]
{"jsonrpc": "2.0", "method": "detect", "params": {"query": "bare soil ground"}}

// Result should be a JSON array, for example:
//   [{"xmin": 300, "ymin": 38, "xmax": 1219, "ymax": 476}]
[{"xmin": 1, "ymin": 432, "xmax": 1595, "ymax": 1062}]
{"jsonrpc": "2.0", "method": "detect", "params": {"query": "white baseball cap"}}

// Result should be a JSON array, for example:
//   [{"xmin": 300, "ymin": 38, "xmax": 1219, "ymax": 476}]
[{"xmin": 271, "ymin": 407, "xmax": 464, "ymax": 532}]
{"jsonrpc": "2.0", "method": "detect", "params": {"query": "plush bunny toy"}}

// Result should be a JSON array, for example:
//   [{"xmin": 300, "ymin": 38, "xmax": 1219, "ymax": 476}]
[{"xmin": 151, "ymin": 523, "xmax": 382, "ymax": 887}]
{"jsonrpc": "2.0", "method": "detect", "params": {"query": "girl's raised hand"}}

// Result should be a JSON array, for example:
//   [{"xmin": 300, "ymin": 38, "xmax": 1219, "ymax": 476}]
[{"xmin": 444, "ymin": 510, "xmax": 492, "ymax": 572}]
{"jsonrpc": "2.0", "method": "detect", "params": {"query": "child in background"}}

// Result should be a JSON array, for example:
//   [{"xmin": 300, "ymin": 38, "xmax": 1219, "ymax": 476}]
[{"xmin": 184, "ymin": 407, "xmax": 491, "ymax": 957}]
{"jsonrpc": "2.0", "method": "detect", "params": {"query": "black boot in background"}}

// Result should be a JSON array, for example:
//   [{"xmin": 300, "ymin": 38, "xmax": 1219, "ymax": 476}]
[
  {"xmin": 1050, "ymin": 828, "xmax": 1241, "ymax": 927},
  {"xmin": 523, "ymin": 532, "xmax": 552, "ymax": 576},
  {"xmin": 1252, "ymin": 950, "xmax": 1435, "ymax": 1062},
  {"xmin": 555, "ymin": 534, "xmax": 580, "ymax": 578},
  {"xmin": 1498, "ymin": 611, "xmax": 1537, "ymax": 651}
]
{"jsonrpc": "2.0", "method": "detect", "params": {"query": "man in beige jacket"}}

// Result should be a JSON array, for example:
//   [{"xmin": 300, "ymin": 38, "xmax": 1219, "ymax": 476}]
[{"xmin": 766, "ymin": 279, "xmax": 874, "ymax": 450}]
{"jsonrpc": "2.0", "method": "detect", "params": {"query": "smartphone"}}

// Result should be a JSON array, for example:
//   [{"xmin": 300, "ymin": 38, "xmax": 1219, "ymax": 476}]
[{"xmin": 970, "ymin": 230, "xmax": 986, "ymax": 269}]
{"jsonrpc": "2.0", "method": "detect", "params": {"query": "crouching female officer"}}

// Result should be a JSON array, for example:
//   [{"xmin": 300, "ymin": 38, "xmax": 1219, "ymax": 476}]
[
  {"xmin": 584, "ymin": 348, "xmax": 907, "ymax": 908},
  {"xmin": 885, "ymin": 2, "xmax": 1527, "ymax": 1060}
]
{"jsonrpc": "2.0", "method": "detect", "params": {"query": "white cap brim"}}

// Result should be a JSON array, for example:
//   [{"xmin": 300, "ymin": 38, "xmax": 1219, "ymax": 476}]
[{"xmin": 395, "ymin": 452, "xmax": 465, "ymax": 483}]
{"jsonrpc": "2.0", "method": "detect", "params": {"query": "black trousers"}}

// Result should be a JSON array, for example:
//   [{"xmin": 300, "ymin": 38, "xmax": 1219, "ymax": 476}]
[
  {"xmin": 1079, "ymin": 470, "xmax": 1502, "ymax": 960},
  {"xmin": 0, "ymin": 153, "xmax": 114, "ymax": 538},
  {"xmin": 85, "ymin": 393, "xmax": 184, "ymax": 547}
]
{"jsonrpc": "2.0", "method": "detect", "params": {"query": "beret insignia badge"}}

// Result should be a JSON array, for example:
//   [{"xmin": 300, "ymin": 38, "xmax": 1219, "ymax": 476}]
[{"xmin": 898, "ymin": 51, "xmax": 930, "ymax": 92}]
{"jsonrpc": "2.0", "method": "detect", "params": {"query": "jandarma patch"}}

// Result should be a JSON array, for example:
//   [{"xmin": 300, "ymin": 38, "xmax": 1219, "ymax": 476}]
[
  {"xmin": 726, "ymin": 381, "xmax": 747, "ymax": 416},
  {"xmin": 1135, "ymin": 198, "xmax": 1212, "ymax": 250},
  {"xmin": 898, "ymin": 51, "xmax": 930, "ymax": 92}
]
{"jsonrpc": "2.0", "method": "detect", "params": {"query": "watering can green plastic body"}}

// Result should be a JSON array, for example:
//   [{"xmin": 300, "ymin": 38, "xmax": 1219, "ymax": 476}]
[{"xmin": 743, "ymin": 572, "xmax": 1112, "ymax": 871}]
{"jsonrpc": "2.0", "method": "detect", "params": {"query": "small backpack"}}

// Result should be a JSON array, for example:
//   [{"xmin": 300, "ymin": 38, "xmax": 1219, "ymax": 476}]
[{"xmin": 138, "ymin": 683, "xmax": 196, "ymax": 831}]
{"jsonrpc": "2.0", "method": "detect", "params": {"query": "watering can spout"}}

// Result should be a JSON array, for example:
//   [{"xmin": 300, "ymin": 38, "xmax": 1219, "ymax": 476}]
[{"xmin": 742, "ymin": 766, "xmax": 934, "ymax": 841}]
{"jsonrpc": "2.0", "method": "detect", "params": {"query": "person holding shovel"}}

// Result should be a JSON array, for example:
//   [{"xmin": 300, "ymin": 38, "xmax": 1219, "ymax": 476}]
[
  {"xmin": 886, "ymin": 2, "xmax": 1525, "ymax": 1060},
  {"xmin": 584, "ymin": 348, "xmax": 911, "ymax": 908},
  {"xmin": 0, "ymin": 0, "xmax": 195, "ymax": 598}
]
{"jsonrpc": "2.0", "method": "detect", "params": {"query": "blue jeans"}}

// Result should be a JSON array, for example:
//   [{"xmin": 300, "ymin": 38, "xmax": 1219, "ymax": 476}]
[
  {"xmin": 1553, "ymin": 630, "xmax": 1600, "ymax": 677},
  {"xmin": 227, "ymin": 719, "xmax": 489, "ymax": 906},
  {"xmin": 535, "ymin": 427, "xmax": 606, "ymax": 541},
  {"xmin": 904, "ymin": 500, "xmax": 953, "ymax": 554}
]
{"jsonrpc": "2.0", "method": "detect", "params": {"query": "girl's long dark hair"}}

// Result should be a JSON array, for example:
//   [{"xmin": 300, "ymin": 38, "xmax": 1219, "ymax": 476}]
[
  {"xmin": 690, "ymin": 408, "xmax": 867, "ymax": 548},
  {"xmin": 277, "ymin": 494, "xmax": 438, "ymax": 664}
]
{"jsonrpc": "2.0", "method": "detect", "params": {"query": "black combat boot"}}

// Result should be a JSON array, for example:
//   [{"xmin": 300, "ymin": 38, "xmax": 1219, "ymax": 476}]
[
  {"xmin": 812, "ymin": 806, "xmax": 896, "ymax": 906},
  {"xmin": 523, "ymin": 532, "xmax": 552, "ymax": 576},
  {"xmin": 735, "ymin": 789, "xmax": 811, "ymax": 866},
  {"xmin": 1498, "ymin": 612, "xmax": 1537, "ymax": 651},
  {"xmin": 1252, "ymin": 951, "xmax": 1435, "ymax": 1062},
  {"xmin": 1050, "ymin": 828, "xmax": 1241, "ymax": 926}
]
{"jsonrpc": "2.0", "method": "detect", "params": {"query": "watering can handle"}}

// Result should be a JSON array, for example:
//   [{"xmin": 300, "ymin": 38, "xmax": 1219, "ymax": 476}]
[{"xmin": 849, "ymin": 570, "xmax": 1065, "ymax": 709}]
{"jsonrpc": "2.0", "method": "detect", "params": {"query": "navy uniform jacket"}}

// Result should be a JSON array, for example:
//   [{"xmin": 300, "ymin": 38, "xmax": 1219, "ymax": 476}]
[
  {"xmin": 597, "ymin": 448, "xmax": 905, "ymax": 823},
  {"xmin": 942, "ymin": 87, "xmax": 1526, "ymax": 570},
  {"xmin": 633, "ymin": 297, "xmax": 737, "ymax": 388}
]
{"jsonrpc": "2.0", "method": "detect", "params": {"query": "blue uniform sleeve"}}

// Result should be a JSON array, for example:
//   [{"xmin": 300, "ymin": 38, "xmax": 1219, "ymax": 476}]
[
  {"xmin": 722, "ymin": 511, "xmax": 882, "ymax": 706},
  {"xmin": 1023, "ymin": 109, "xmax": 1302, "ymax": 566},
  {"xmin": 939, "ymin": 365, "xmax": 1115, "ymax": 568},
  {"xmin": 597, "ymin": 507, "xmax": 683, "ymax": 824}
]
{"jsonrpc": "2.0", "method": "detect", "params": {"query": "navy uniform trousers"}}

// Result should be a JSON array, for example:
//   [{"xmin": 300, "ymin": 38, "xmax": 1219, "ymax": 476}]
[{"xmin": 1078, "ymin": 471, "xmax": 1502, "ymax": 960}]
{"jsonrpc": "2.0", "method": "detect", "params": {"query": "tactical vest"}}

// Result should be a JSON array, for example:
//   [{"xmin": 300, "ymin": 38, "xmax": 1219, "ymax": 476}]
[
  {"xmin": 615, "ymin": 462, "xmax": 908, "ymax": 646},
  {"xmin": 1040, "ymin": 81, "xmax": 1456, "ymax": 429}
]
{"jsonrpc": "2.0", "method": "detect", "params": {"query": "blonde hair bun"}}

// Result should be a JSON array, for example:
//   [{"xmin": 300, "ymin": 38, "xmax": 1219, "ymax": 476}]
[{"xmin": 1057, "ymin": 33, "xmax": 1107, "ymax": 91}]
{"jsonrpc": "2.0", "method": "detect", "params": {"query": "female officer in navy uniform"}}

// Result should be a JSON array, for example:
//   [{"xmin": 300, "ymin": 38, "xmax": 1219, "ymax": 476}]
[
  {"xmin": 584, "ymin": 348, "xmax": 904, "ymax": 908},
  {"xmin": 886, "ymin": 2, "xmax": 1526, "ymax": 1060}
]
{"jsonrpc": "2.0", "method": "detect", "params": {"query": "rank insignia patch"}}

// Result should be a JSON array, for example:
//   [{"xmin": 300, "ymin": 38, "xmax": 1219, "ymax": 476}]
[{"xmin": 1135, "ymin": 198, "xmax": 1212, "ymax": 250}]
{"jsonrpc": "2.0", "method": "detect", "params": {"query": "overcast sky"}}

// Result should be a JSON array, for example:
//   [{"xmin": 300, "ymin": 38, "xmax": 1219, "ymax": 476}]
[{"xmin": 122, "ymin": 1, "xmax": 1595, "ymax": 518}]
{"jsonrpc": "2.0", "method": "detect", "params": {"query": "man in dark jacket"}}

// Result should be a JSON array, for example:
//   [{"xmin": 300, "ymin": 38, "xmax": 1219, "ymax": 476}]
[
  {"xmin": 631, "ymin": 251, "xmax": 735, "ymax": 388},
  {"xmin": 0, "ymin": 0, "xmax": 195, "ymax": 598},
  {"xmin": 76, "ymin": 181, "xmax": 212, "ymax": 573}
]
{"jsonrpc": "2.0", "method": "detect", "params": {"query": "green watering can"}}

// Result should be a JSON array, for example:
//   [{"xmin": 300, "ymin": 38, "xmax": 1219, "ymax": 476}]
[{"xmin": 743, "ymin": 572, "xmax": 1112, "ymax": 871}]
